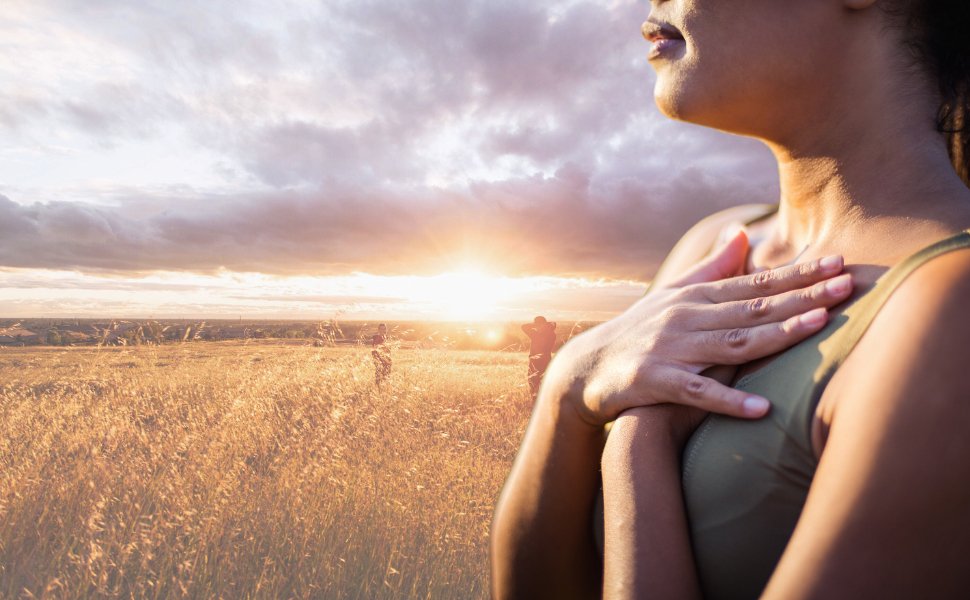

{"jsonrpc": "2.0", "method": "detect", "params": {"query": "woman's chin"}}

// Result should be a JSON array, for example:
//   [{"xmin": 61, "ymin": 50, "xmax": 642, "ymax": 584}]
[
  {"xmin": 653, "ymin": 82, "xmax": 751, "ymax": 134},
  {"xmin": 652, "ymin": 83, "xmax": 694, "ymax": 122}
]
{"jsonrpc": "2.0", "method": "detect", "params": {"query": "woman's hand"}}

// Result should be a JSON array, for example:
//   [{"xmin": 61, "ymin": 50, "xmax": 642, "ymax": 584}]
[
  {"xmin": 491, "ymin": 226, "xmax": 854, "ymax": 599},
  {"xmin": 545, "ymin": 228, "xmax": 854, "ymax": 427}
]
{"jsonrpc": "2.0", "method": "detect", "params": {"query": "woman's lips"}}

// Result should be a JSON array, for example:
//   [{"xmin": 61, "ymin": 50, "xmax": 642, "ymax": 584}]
[
  {"xmin": 642, "ymin": 20, "xmax": 685, "ymax": 60},
  {"xmin": 650, "ymin": 38, "xmax": 684, "ymax": 58}
]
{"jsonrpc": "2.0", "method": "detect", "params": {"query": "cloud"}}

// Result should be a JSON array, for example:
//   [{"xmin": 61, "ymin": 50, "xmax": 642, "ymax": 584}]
[
  {"xmin": 0, "ymin": 158, "xmax": 772, "ymax": 279},
  {"xmin": 0, "ymin": 0, "xmax": 779, "ymax": 281}
]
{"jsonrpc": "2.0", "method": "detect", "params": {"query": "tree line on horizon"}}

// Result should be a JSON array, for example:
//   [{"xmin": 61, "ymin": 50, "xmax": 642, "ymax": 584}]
[{"xmin": 0, "ymin": 319, "xmax": 597, "ymax": 351}]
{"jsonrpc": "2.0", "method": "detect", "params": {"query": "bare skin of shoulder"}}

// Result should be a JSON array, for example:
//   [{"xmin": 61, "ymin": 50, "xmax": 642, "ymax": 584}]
[{"xmin": 764, "ymin": 248, "xmax": 970, "ymax": 598}]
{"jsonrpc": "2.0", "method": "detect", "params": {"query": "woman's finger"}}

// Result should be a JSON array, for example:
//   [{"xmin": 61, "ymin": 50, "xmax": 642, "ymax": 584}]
[
  {"xmin": 652, "ymin": 366, "xmax": 770, "ymax": 419},
  {"xmin": 690, "ymin": 273, "xmax": 853, "ymax": 330},
  {"xmin": 691, "ymin": 307, "xmax": 830, "ymax": 365},
  {"xmin": 690, "ymin": 255, "xmax": 845, "ymax": 304},
  {"xmin": 671, "ymin": 226, "xmax": 750, "ymax": 287}
]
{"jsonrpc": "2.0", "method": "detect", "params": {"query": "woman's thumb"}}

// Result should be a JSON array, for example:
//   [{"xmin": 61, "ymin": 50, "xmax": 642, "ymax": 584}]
[{"xmin": 674, "ymin": 223, "xmax": 750, "ymax": 287}]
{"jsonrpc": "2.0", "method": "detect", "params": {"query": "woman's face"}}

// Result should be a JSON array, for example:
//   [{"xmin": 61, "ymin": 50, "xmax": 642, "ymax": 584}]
[{"xmin": 645, "ymin": 0, "xmax": 869, "ymax": 140}]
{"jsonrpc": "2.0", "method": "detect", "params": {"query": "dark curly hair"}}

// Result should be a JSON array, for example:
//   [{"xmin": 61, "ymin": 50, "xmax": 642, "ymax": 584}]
[{"xmin": 888, "ymin": 0, "xmax": 970, "ymax": 185}]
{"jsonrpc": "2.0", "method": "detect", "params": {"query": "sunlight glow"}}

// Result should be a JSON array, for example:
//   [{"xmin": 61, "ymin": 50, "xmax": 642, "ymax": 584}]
[
  {"xmin": 401, "ymin": 269, "xmax": 514, "ymax": 320},
  {"xmin": 0, "ymin": 267, "xmax": 646, "ymax": 322}
]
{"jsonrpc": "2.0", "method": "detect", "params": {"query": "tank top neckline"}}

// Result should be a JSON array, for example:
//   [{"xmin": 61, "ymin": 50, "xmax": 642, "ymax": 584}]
[{"xmin": 732, "ymin": 203, "xmax": 970, "ymax": 389}]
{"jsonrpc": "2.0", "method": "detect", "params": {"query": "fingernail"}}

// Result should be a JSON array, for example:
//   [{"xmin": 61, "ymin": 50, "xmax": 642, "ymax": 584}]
[
  {"xmin": 743, "ymin": 396, "xmax": 770, "ymax": 416},
  {"xmin": 819, "ymin": 255, "xmax": 842, "ymax": 273},
  {"xmin": 799, "ymin": 307, "xmax": 827, "ymax": 326},
  {"xmin": 825, "ymin": 274, "xmax": 852, "ymax": 295}
]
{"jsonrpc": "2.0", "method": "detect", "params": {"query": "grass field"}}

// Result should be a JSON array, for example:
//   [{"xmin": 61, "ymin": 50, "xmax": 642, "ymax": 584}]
[{"xmin": 0, "ymin": 342, "xmax": 534, "ymax": 599}]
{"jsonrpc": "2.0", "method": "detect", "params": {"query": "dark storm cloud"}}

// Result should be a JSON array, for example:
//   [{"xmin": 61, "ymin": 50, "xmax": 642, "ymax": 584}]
[
  {"xmin": 0, "ymin": 160, "xmax": 772, "ymax": 279},
  {"xmin": 0, "ymin": 0, "xmax": 779, "ymax": 279}
]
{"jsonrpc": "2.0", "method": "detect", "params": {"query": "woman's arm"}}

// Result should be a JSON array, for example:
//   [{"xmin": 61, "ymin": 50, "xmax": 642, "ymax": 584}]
[
  {"xmin": 490, "ymin": 376, "xmax": 608, "ymax": 599},
  {"xmin": 601, "ymin": 406, "xmax": 704, "ymax": 600},
  {"xmin": 762, "ymin": 250, "xmax": 970, "ymax": 597},
  {"xmin": 491, "ymin": 216, "xmax": 753, "ymax": 599},
  {"xmin": 492, "ymin": 222, "xmax": 853, "ymax": 598}
]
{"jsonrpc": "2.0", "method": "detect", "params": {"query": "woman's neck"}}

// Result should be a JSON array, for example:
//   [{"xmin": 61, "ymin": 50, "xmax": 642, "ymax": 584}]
[
  {"xmin": 742, "ymin": 20, "xmax": 970, "ymax": 263},
  {"xmin": 760, "ymin": 119, "xmax": 970, "ymax": 263}
]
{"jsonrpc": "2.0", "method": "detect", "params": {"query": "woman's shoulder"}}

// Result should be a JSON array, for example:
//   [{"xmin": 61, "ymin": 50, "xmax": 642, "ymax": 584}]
[
  {"xmin": 768, "ymin": 242, "xmax": 970, "ymax": 598},
  {"xmin": 862, "ymin": 240, "xmax": 970, "ymax": 358},
  {"xmin": 822, "ymin": 240, "xmax": 970, "ymax": 429},
  {"xmin": 651, "ymin": 203, "xmax": 777, "ymax": 288}
]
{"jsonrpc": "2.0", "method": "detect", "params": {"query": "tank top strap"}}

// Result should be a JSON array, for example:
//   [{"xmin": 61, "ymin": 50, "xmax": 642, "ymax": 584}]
[{"xmin": 814, "ymin": 228, "xmax": 970, "ymax": 380}]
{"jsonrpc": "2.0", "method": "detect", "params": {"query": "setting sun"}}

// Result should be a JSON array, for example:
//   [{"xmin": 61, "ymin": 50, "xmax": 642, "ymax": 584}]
[{"xmin": 402, "ymin": 269, "xmax": 511, "ymax": 320}]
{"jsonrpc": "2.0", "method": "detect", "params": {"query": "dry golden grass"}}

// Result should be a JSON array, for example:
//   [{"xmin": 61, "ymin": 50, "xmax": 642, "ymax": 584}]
[{"xmin": 0, "ymin": 342, "xmax": 533, "ymax": 599}]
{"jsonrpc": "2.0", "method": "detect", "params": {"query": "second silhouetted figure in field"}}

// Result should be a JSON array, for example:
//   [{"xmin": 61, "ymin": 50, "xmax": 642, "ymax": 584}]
[
  {"xmin": 370, "ymin": 323, "xmax": 391, "ymax": 387},
  {"xmin": 521, "ymin": 316, "xmax": 557, "ymax": 400}
]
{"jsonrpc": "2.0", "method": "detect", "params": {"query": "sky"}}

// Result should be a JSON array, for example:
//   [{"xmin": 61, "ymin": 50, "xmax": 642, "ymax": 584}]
[{"xmin": 0, "ymin": 0, "xmax": 779, "ymax": 322}]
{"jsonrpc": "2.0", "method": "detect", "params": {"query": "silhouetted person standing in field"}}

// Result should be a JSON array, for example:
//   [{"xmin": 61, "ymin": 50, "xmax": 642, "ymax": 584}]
[
  {"xmin": 371, "ymin": 323, "xmax": 391, "ymax": 386},
  {"xmin": 522, "ymin": 317, "xmax": 556, "ymax": 399}
]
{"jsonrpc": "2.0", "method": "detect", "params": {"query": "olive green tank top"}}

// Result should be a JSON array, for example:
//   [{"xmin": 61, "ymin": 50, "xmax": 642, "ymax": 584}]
[{"xmin": 682, "ymin": 205, "xmax": 970, "ymax": 599}]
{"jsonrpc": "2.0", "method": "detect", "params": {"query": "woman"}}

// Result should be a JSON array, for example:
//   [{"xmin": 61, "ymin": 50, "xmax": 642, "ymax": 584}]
[{"xmin": 492, "ymin": 0, "xmax": 970, "ymax": 598}]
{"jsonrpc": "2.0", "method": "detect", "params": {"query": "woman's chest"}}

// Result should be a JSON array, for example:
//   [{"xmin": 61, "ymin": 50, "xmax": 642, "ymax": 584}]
[{"xmin": 683, "ymin": 351, "xmax": 823, "ymax": 598}]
